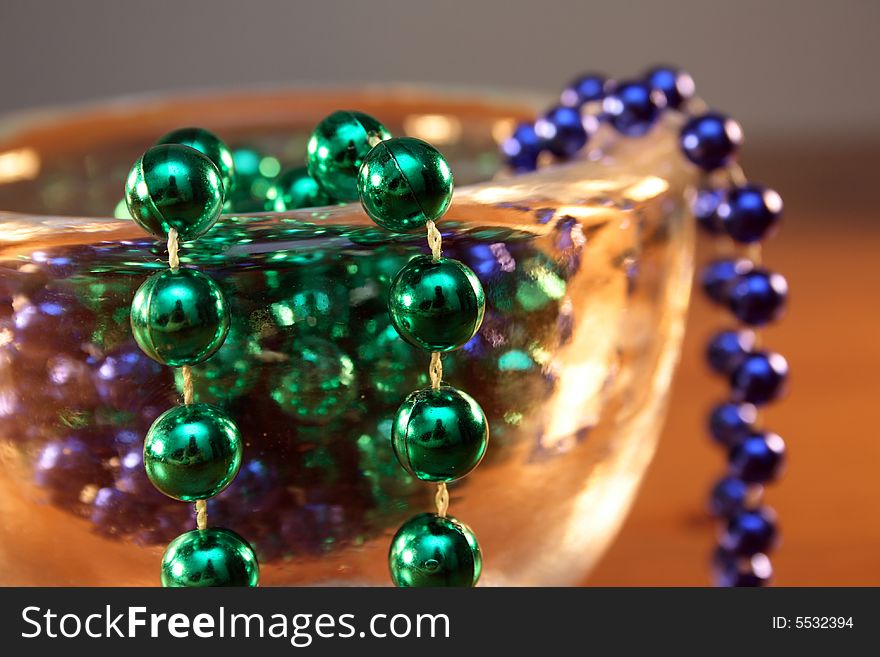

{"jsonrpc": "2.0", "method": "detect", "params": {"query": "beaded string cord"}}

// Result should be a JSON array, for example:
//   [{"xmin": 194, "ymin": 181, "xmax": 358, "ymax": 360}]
[
  {"xmin": 502, "ymin": 66, "xmax": 788, "ymax": 586},
  {"xmin": 125, "ymin": 131, "xmax": 259, "ymax": 587}
]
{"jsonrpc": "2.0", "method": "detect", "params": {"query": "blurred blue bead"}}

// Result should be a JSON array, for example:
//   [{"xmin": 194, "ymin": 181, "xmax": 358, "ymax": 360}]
[
  {"xmin": 731, "ymin": 351, "xmax": 788, "ymax": 405},
  {"xmin": 92, "ymin": 487, "xmax": 140, "ymax": 535},
  {"xmin": 700, "ymin": 258, "xmax": 753, "ymax": 304},
  {"xmin": 502, "ymin": 122, "xmax": 544, "ymax": 172},
  {"xmin": 721, "ymin": 507, "xmax": 778, "ymax": 555},
  {"xmin": 560, "ymin": 73, "xmax": 610, "ymax": 108},
  {"xmin": 728, "ymin": 269, "xmax": 788, "ymax": 326},
  {"xmin": 712, "ymin": 548, "xmax": 772, "ymax": 587},
  {"xmin": 644, "ymin": 65, "xmax": 695, "ymax": 110},
  {"xmin": 719, "ymin": 184, "xmax": 783, "ymax": 243},
  {"xmin": 730, "ymin": 431, "xmax": 786, "ymax": 483},
  {"xmin": 603, "ymin": 81, "xmax": 666, "ymax": 136},
  {"xmin": 535, "ymin": 106, "xmax": 596, "ymax": 158},
  {"xmin": 34, "ymin": 437, "xmax": 106, "ymax": 504},
  {"xmin": 706, "ymin": 329, "xmax": 755, "ymax": 375},
  {"xmin": 710, "ymin": 476, "xmax": 754, "ymax": 518},
  {"xmin": 709, "ymin": 401, "xmax": 757, "ymax": 447},
  {"xmin": 693, "ymin": 188, "xmax": 725, "ymax": 234},
  {"xmin": 680, "ymin": 112, "xmax": 743, "ymax": 171}
]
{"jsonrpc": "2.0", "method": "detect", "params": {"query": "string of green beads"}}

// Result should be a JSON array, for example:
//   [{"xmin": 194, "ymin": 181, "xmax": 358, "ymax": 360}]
[
  {"xmin": 130, "ymin": 268, "xmax": 230, "ymax": 366},
  {"xmin": 388, "ymin": 255, "xmax": 486, "ymax": 352},
  {"xmin": 161, "ymin": 528, "xmax": 259, "ymax": 587},
  {"xmin": 143, "ymin": 403, "xmax": 242, "ymax": 501},
  {"xmin": 358, "ymin": 137, "xmax": 454, "ymax": 232},
  {"xmin": 392, "ymin": 386, "xmax": 488, "ymax": 482},
  {"xmin": 125, "ymin": 144, "xmax": 224, "ymax": 240},
  {"xmin": 389, "ymin": 513, "xmax": 482, "ymax": 587},
  {"xmin": 156, "ymin": 127, "xmax": 236, "ymax": 200},
  {"xmin": 307, "ymin": 110, "xmax": 390, "ymax": 201},
  {"xmin": 265, "ymin": 166, "xmax": 334, "ymax": 211}
]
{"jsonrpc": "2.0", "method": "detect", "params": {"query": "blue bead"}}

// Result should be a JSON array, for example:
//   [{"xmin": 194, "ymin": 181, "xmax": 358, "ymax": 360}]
[
  {"xmin": 706, "ymin": 329, "xmax": 755, "ymax": 375},
  {"xmin": 535, "ymin": 106, "xmax": 595, "ymax": 158},
  {"xmin": 560, "ymin": 73, "xmax": 609, "ymax": 108},
  {"xmin": 728, "ymin": 269, "xmax": 788, "ymax": 326},
  {"xmin": 721, "ymin": 507, "xmax": 778, "ymax": 556},
  {"xmin": 718, "ymin": 184, "xmax": 783, "ymax": 243},
  {"xmin": 709, "ymin": 476, "xmax": 754, "ymax": 518},
  {"xmin": 731, "ymin": 351, "xmax": 788, "ymax": 405},
  {"xmin": 693, "ymin": 188, "xmax": 725, "ymax": 234},
  {"xmin": 502, "ymin": 122, "xmax": 544, "ymax": 172},
  {"xmin": 712, "ymin": 549, "xmax": 772, "ymax": 587},
  {"xmin": 709, "ymin": 401, "xmax": 757, "ymax": 447},
  {"xmin": 700, "ymin": 258, "xmax": 753, "ymax": 304},
  {"xmin": 603, "ymin": 81, "xmax": 666, "ymax": 137},
  {"xmin": 680, "ymin": 112, "xmax": 743, "ymax": 171},
  {"xmin": 730, "ymin": 431, "xmax": 786, "ymax": 483},
  {"xmin": 644, "ymin": 65, "xmax": 695, "ymax": 110}
]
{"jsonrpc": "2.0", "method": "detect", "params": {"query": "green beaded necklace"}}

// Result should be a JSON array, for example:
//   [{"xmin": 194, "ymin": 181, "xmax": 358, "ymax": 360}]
[{"xmin": 125, "ymin": 134, "xmax": 259, "ymax": 587}]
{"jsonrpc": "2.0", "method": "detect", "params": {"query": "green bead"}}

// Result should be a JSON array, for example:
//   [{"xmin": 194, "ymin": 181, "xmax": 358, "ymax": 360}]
[
  {"xmin": 392, "ymin": 386, "xmax": 488, "ymax": 482},
  {"xmin": 144, "ymin": 403, "xmax": 242, "ymax": 501},
  {"xmin": 307, "ymin": 110, "xmax": 390, "ymax": 201},
  {"xmin": 264, "ymin": 167, "xmax": 334, "ymax": 211},
  {"xmin": 358, "ymin": 137, "xmax": 453, "ymax": 232},
  {"xmin": 125, "ymin": 144, "xmax": 224, "ymax": 240},
  {"xmin": 130, "ymin": 269, "xmax": 230, "ymax": 366},
  {"xmin": 389, "ymin": 513, "xmax": 481, "ymax": 587},
  {"xmin": 388, "ymin": 255, "xmax": 485, "ymax": 352},
  {"xmin": 161, "ymin": 528, "xmax": 259, "ymax": 587},
  {"xmin": 156, "ymin": 127, "xmax": 236, "ymax": 200}
]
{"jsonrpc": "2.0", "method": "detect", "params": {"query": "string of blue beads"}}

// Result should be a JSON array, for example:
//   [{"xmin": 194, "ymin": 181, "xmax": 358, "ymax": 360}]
[
  {"xmin": 305, "ymin": 112, "xmax": 487, "ymax": 586},
  {"xmin": 502, "ymin": 65, "xmax": 789, "ymax": 587},
  {"xmin": 124, "ymin": 130, "xmax": 259, "ymax": 587}
]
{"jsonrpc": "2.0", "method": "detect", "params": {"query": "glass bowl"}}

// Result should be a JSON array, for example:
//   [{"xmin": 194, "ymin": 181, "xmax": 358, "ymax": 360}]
[{"xmin": 0, "ymin": 87, "xmax": 695, "ymax": 585}]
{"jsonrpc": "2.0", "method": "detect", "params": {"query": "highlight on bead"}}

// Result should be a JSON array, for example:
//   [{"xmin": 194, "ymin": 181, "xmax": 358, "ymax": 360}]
[
  {"xmin": 388, "ymin": 513, "xmax": 482, "ymax": 587},
  {"xmin": 307, "ymin": 110, "xmax": 390, "ymax": 201},
  {"xmin": 144, "ymin": 402, "xmax": 243, "ymax": 501},
  {"xmin": 156, "ymin": 127, "xmax": 236, "ymax": 200},
  {"xmin": 357, "ymin": 136, "xmax": 454, "ymax": 232},
  {"xmin": 265, "ymin": 166, "xmax": 334, "ymax": 211},
  {"xmin": 161, "ymin": 528, "xmax": 259, "ymax": 587},
  {"xmin": 125, "ymin": 143, "xmax": 225, "ymax": 240}
]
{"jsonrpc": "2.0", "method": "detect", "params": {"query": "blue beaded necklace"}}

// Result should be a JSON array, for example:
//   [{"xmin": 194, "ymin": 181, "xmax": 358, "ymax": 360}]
[{"xmin": 503, "ymin": 66, "xmax": 788, "ymax": 587}]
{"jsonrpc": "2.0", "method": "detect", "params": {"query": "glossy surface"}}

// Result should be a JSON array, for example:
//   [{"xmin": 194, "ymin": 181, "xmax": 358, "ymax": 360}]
[
  {"xmin": 388, "ymin": 256, "xmax": 485, "ymax": 352},
  {"xmin": 731, "ymin": 351, "xmax": 789, "ymax": 405},
  {"xmin": 728, "ymin": 269, "xmax": 788, "ymax": 326},
  {"xmin": 709, "ymin": 476, "xmax": 752, "ymax": 519},
  {"xmin": 708, "ymin": 402, "xmax": 757, "ymax": 447},
  {"xmin": 730, "ymin": 431, "xmax": 786, "ymax": 483},
  {"xmin": 693, "ymin": 188, "xmax": 724, "ymax": 234},
  {"xmin": 307, "ymin": 110, "xmax": 390, "ymax": 201},
  {"xmin": 265, "ymin": 167, "xmax": 334, "ymax": 211},
  {"xmin": 560, "ymin": 73, "xmax": 609, "ymax": 108},
  {"xmin": 130, "ymin": 268, "xmax": 230, "ymax": 366},
  {"xmin": 535, "ymin": 106, "xmax": 595, "ymax": 158},
  {"xmin": 388, "ymin": 513, "xmax": 481, "ymax": 587},
  {"xmin": 358, "ymin": 137, "xmax": 453, "ymax": 232},
  {"xmin": 644, "ymin": 66, "xmax": 695, "ymax": 110},
  {"xmin": 701, "ymin": 258, "xmax": 753, "ymax": 304},
  {"xmin": 721, "ymin": 508, "xmax": 778, "ymax": 556},
  {"xmin": 680, "ymin": 112, "xmax": 743, "ymax": 171},
  {"xmin": 501, "ymin": 122, "xmax": 543, "ymax": 173},
  {"xmin": 712, "ymin": 549, "xmax": 772, "ymax": 587},
  {"xmin": 392, "ymin": 386, "xmax": 488, "ymax": 482},
  {"xmin": 603, "ymin": 81, "xmax": 666, "ymax": 137},
  {"xmin": 156, "ymin": 127, "xmax": 236, "ymax": 200},
  {"xmin": 718, "ymin": 184, "xmax": 783, "ymax": 243},
  {"xmin": 706, "ymin": 329, "xmax": 755, "ymax": 375},
  {"xmin": 125, "ymin": 144, "xmax": 224, "ymax": 240},
  {"xmin": 161, "ymin": 528, "xmax": 259, "ymax": 587},
  {"xmin": 144, "ymin": 403, "xmax": 242, "ymax": 501}
]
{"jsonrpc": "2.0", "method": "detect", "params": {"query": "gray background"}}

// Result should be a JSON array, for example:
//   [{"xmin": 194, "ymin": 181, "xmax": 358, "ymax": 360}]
[{"xmin": 0, "ymin": 0, "xmax": 877, "ymax": 140}]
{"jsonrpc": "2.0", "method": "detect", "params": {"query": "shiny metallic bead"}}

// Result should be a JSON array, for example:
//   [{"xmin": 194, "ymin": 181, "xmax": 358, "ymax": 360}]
[
  {"xmin": 603, "ymin": 81, "xmax": 666, "ymax": 137},
  {"xmin": 729, "ymin": 431, "xmax": 786, "ymax": 483},
  {"xmin": 701, "ymin": 258, "xmax": 753, "ymax": 305},
  {"xmin": 156, "ymin": 127, "xmax": 235, "ymax": 200},
  {"xmin": 718, "ymin": 184, "xmax": 783, "ymax": 243},
  {"xmin": 392, "ymin": 385, "xmax": 489, "ymax": 482},
  {"xmin": 358, "ymin": 137, "xmax": 453, "ymax": 232},
  {"xmin": 388, "ymin": 255, "xmax": 485, "ymax": 352},
  {"xmin": 144, "ymin": 403, "xmax": 242, "ymax": 501},
  {"xmin": 721, "ymin": 507, "xmax": 778, "ymax": 556},
  {"xmin": 130, "ymin": 269, "xmax": 230, "ymax": 366},
  {"xmin": 680, "ymin": 112, "xmax": 743, "ymax": 171},
  {"xmin": 307, "ymin": 110, "xmax": 391, "ymax": 201},
  {"xmin": 388, "ymin": 513, "xmax": 481, "ymax": 587},
  {"xmin": 709, "ymin": 401, "xmax": 757, "ymax": 447},
  {"xmin": 712, "ymin": 549, "xmax": 772, "ymax": 587},
  {"xmin": 728, "ymin": 268, "xmax": 788, "ymax": 326},
  {"xmin": 161, "ymin": 527, "xmax": 259, "ymax": 587},
  {"xmin": 644, "ymin": 65, "xmax": 695, "ymax": 110},
  {"xmin": 125, "ymin": 144, "xmax": 224, "ymax": 240},
  {"xmin": 265, "ymin": 166, "xmax": 334, "ymax": 211},
  {"xmin": 535, "ymin": 106, "xmax": 596, "ymax": 158},
  {"xmin": 731, "ymin": 351, "xmax": 789, "ymax": 406},
  {"xmin": 502, "ymin": 122, "xmax": 544, "ymax": 173},
  {"xmin": 705, "ymin": 328, "xmax": 755, "ymax": 376},
  {"xmin": 560, "ymin": 73, "xmax": 610, "ymax": 108}
]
